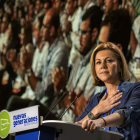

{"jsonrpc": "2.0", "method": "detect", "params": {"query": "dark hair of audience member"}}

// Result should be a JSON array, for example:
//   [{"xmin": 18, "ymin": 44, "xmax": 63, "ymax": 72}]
[
  {"xmin": 60, "ymin": 0, "xmax": 66, "ymax": 3},
  {"xmin": 101, "ymin": 9, "xmax": 132, "ymax": 63},
  {"xmin": 23, "ymin": 21, "xmax": 33, "ymax": 44},
  {"xmin": 3, "ymin": 13, "xmax": 11, "ymax": 23},
  {"xmin": 29, "ymin": 0, "xmax": 35, "ymax": 6},
  {"xmin": 38, "ymin": 14, "xmax": 45, "ymax": 29},
  {"xmin": 7, "ymin": 4, "xmax": 14, "ymax": 17},
  {"xmin": 8, "ymin": 21, "xmax": 21, "ymax": 53},
  {"xmin": 118, "ymin": 0, "xmax": 122, "ymax": 5},
  {"xmin": 31, "ymin": 1, "xmax": 35, "ymax": 6},
  {"xmin": 44, "ymin": 0, "xmax": 52, "ymax": 9},
  {"xmin": 26, "ymin": 2, "xmax": 35, "ymax": 14},
  {"xmin": 82, "ymin": 6, "xmax": 103, "ymax": 36},
  {"xmin": 0, "ymin": 6, "xmax": 4, "ymax": 22},
  {"xmin": 17, "ymin": 7, "xmax": 25, "ymax": 19},
  {"xmin": 50, "ymin": 8, "xmax": 60, "ymax": 32}
]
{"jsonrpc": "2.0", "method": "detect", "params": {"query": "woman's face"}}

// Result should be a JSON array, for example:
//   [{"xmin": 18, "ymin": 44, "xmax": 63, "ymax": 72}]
[{"xmin": 95, "ymin": 50, "xmax": 121, "ymax": 83}]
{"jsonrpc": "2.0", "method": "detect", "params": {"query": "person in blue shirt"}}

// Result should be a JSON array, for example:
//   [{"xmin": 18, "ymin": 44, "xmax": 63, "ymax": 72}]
[{"xmin": 76, "ymin": 42, "xmax": 140, "ymax": 140}]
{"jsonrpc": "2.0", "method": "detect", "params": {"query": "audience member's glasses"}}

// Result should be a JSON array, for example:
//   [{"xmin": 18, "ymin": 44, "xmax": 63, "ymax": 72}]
[{"xmin": 79, "ymin": 30, "xmax": 92, "ymax": 38}]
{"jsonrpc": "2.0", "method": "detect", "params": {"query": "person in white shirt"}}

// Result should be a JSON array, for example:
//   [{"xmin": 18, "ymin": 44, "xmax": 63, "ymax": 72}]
[{"xmin": 22, "ymin": 15, "xmax": 48, "ymax": 100}]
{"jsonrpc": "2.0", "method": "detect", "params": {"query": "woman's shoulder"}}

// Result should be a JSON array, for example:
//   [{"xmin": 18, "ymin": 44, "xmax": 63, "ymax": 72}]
[
  {"xmin": 121, "ymin": 81, "xmax": 140, "ymax": 92},
  {"xmin": 122, "ymin": 81, "xmax": 140, "ymax": 87}
]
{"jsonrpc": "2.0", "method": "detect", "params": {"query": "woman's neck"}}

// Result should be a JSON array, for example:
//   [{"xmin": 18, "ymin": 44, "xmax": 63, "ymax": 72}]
[{"xmin": 105, "ymin": 80, "xmax": 121, "ymax": 96}]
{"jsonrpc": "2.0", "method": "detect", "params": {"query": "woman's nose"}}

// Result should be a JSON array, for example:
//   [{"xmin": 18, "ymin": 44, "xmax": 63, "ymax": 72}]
[{"xmin": 101, "ymin": 61, "xmax": 107, "ymax": 68}]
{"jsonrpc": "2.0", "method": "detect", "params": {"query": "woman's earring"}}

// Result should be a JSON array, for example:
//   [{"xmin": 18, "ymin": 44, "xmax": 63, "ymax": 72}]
[
  {"xmin": 120, "ymin": 72, "xmax": 122, "ymax": 77},
  {"xmin": 121, "ymin": 72, "xmax": 123, "ymax": 77}
]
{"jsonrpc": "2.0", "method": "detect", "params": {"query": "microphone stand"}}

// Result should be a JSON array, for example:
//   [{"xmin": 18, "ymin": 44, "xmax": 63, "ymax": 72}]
[
  {"xmin": 59, "ymin": 90, "xmax": 84, "ymax": 120},
  {"xmin": 43, "ymin": 91, "xmax": 68, "ymax": 120}
]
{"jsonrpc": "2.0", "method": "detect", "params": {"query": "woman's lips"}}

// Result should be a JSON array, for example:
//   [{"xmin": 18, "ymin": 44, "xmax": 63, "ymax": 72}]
[{"xmin": 100, "ymin": 71, "xmax": 109, "ymax": 74}]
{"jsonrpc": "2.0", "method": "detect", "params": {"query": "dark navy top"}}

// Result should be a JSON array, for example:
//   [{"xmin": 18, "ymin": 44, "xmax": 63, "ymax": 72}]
[{"xmin": 77, "ymin": 81, "xmax": 140, "ymax": 140}]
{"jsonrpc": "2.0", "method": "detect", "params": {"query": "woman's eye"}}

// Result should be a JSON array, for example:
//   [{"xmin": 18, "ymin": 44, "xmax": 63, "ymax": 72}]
[
  {"xmin": 106, "ymin": 59, "xmax": 112, "ymax": 63},
  {"xmin": 96, "ymin": 61, "xmax": 101, "ymax": 64}
]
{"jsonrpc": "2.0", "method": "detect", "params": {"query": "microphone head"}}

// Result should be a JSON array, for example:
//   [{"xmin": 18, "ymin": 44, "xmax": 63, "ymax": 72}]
[
  {"xmin": 77, "ymin": 90, "xmax": 84, "ymax": 98},
  {"xmin": 62, "ymin": 91, "xmax": 68, "ymax": 98}
]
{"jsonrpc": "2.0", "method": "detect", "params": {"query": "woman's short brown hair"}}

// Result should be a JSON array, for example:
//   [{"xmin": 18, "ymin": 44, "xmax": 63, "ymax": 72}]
[{"xmin": 90, "ymin": 42, "xmax": 130, "ymax": 86}]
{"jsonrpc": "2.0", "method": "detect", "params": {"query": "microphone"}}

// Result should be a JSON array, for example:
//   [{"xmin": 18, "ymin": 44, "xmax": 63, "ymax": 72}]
[
  {"xmin": 59, "ymin": 90, "xmax": 84, "ymax": 120},
  {"xmin": 43, "ymin": 91, "xmax": 68, "ymax": 120}
]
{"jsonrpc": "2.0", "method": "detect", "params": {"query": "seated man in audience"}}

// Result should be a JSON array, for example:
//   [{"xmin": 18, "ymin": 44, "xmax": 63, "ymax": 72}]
[
  {"xmin": 68, "ymin": 0, "xmax": 95, "ymax": 68},
  {"xmin": 6, "ymin": 8, "xmax": 69, "ymax": 119},
  {"xmin": 52, "ymin": 6, "xmax": 104, "ymax": 122},
  {"xmin": 21, "ymin": 15, "xmax": 48, "ymax": 100}
]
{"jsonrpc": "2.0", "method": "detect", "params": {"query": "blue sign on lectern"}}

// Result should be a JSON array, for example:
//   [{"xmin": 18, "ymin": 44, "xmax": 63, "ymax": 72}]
[{"xmin": 0, "ymin": 106, "xmax": 55, "ymax": 140}]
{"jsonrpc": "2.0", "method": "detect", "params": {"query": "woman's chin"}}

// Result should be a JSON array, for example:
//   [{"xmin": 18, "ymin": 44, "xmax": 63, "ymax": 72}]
[{"xmin": 99, "ymin": 77, "xmax": 113, "ymax": 83}]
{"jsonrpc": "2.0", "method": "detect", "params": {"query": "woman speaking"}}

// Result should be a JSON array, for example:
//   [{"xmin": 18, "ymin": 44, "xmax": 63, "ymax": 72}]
[{"xmin": 77, "ymin": 42, "xmax": 140, "ymax": 140}]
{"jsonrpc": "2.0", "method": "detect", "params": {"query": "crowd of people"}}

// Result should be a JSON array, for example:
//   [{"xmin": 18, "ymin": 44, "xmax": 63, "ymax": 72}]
[{"xmin": 0, "ymin": 0, "xmax": 140, "ymax": 139}]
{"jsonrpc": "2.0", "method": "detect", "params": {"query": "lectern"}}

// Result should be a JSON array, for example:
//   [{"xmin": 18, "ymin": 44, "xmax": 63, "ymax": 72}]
[
  {"xmin": 0, "ymin": 106, "xmax": 124, "ymax": 140},
  {"xmin": 15, "ymin": 120, "xmax": 124, "ymax": 140},
  {"xmin": 42, "ymin": 120, "xmax": 124, "ymax": 140}
]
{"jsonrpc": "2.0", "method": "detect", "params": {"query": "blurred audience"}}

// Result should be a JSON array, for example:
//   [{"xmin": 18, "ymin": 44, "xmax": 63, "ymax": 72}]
[{"xmin": 6, "ymin": 8, "xmax": 69, "ymax": 120}]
